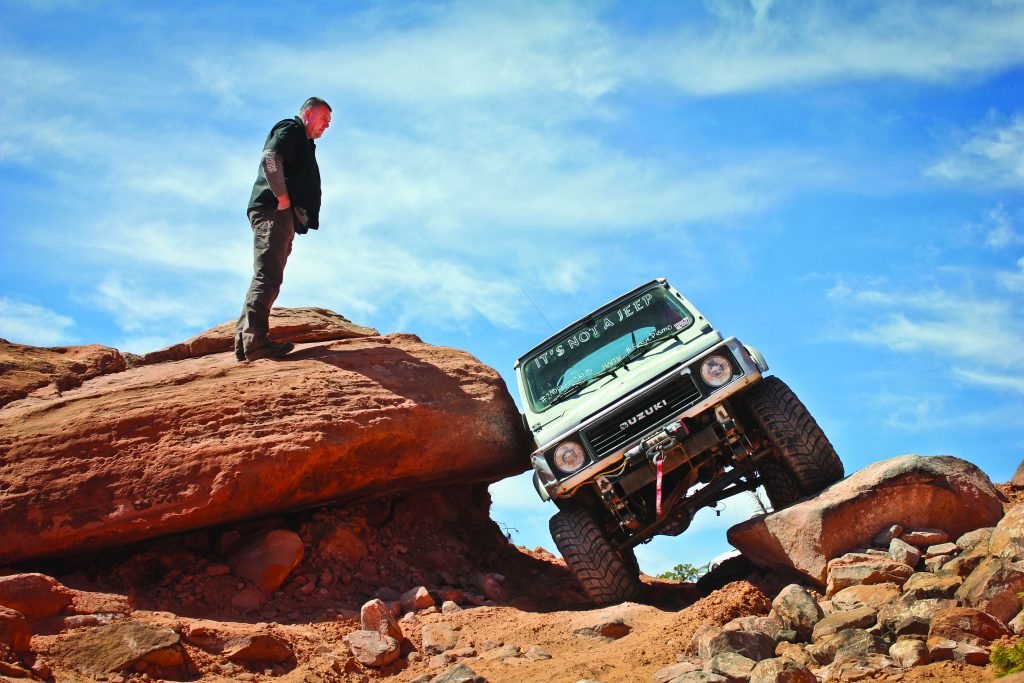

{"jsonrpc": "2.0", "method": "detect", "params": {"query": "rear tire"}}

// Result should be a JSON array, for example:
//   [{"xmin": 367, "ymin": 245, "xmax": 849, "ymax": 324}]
[
  {"xmin": 744, "ymin": 376, "xmax": 844, "ymax": 509},
  {"xmin": 550, "ymin": 505, "xmax": 644, "ymax": 605}
]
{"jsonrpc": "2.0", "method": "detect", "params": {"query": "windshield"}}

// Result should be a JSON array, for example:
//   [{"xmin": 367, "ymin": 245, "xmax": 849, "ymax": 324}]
[{"xmin": 522, "ymin": 286, "xmax": 695, "ymax": 412}]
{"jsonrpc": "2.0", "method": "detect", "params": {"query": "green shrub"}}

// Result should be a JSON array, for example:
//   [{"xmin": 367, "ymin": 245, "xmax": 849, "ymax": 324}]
[{"xmin": 657, "ymin": 563, "xmax": 698, "ymax": 582}]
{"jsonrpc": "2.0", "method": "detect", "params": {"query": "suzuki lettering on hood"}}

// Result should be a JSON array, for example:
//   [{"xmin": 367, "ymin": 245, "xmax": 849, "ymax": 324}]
[{"xmin": 620, "ymin": 399, "xmax": 668, "ymax": 431}]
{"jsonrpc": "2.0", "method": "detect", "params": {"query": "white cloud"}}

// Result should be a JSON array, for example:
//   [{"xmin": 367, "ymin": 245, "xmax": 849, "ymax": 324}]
[
  {"xmin": 998, "ymin": 258, "xmax": 1024, "ymax": 292},
  {"xmin": 830, "ymin": 273, "xmax": 1024, "ymax": 399},
  {"xmin": 91, "ymin": 273, "xmax": 226, "ymax": 334},
  {"xmin": 643, "ymin": 2, "xmax": 1024, "ymax": 95},
  {"xmin": 0, "ymin": 298, "xmax": 75, "ymax": 346},
  {"xmin": 927, "ymin": 113, "xmax": 1024, "ymax": 189}
]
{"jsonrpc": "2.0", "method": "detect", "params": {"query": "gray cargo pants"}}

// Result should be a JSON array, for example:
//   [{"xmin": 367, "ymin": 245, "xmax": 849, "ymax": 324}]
[{"xmin": 235, "ymin": 207, "xmax": 295, "ymax": 358}]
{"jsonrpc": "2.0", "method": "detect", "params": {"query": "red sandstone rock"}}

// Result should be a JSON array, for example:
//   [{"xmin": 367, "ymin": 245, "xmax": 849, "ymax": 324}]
[
  {"xmin": 141, "ymin": 306, "xmax": 376, "ymax": 364},
  {"xmin": 0, "ymin": 310, "xmax": 530, "ymax": 565},
  {"xmin": 0, "ymin": 607, "xmax": 31, "ymax": 653},
  {"xmin": 928, "ymin": 606, "xmax": 1010, "ymax": 646},
  {"xmin": 727, "ymin": 455, "xmax": 1004, "ymax": 587},
  {"xmin": 0, "ymin": 574, "xmax": 74, "ymax": 622},
  {"xmin": 227, "ymin": 529, "xmax": 304, "ymax": 593},
  {"xmin": 0, "ymin": 340, "xmax": 125, "ymax": 408},
  {"xmin": 360, "ymin": 598, "xmax": 403, "ymax": 641}
]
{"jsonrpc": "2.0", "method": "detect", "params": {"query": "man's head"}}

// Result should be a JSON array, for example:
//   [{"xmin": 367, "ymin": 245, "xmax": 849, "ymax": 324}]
[{"xmin": 300, "ymin": 97, "xmax": 332, "ymax": 139}]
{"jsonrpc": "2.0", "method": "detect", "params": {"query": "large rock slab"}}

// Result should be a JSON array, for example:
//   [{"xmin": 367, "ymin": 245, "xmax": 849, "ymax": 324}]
[
  {"xmin": 727, "ymin": 455, "xmax": 1003, "ymax": 587},
  {"xmin": 0, "ymin": 310, "xmax": 530, "ymax": 564}
]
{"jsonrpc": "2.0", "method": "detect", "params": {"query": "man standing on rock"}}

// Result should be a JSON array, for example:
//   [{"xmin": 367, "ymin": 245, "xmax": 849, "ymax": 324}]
[{"xmin": 235, "ymin": 97, "xmax": 332, "ymax": 361}]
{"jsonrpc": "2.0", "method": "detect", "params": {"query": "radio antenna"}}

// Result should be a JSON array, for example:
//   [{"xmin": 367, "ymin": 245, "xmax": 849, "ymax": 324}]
[{"xmin": 520, "ymin": 286, "xmax": 554, "ymax": 332}]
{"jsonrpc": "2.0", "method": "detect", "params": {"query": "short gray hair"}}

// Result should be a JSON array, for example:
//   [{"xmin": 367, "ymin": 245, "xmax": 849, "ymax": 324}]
[{"xmin": 300, "ymin": 97, "xmax": 332, "ymax": 114}]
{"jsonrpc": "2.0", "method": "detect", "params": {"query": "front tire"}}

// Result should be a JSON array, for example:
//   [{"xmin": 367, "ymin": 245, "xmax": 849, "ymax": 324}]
[
  {"xmin": 550, "ymin": 505, "xmax": 644, "ymax": 605},
  {"xmin": 744, "ymin": 376, "xmax": 844, "ymax": 508}
]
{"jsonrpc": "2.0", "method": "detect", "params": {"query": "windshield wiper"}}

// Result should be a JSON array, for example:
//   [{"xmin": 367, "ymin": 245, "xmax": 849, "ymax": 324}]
[{"xmin": 548, "ymin": 366, "xmax": 620, "ymax": 406}]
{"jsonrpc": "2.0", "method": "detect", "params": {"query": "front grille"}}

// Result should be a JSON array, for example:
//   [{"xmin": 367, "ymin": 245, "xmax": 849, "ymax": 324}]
[{"xmin": 582, "ymin": 373, "xmax": 702, "ymax": 458}]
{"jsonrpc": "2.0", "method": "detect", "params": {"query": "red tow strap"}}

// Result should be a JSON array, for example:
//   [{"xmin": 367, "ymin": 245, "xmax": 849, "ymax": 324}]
[{"xmin": 655, "ymin": 454, "xmax": 665, "ymax": 516}]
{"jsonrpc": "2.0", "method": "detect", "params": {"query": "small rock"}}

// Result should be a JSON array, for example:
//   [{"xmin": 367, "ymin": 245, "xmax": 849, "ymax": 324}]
[
  {"xmin": 442, "ymin": 600, "xmax": 463, "ymax": 614},
  {"xmin": 54, "ymin": 621, "xmax": 183, "ymax": 674},
  {"xmin": 901, "ymin": 529, "xmax": 949, "ymax": 547},
  {"xmin": 873, "ymin": 524, "xmax": 904, "ymax": 547},
  {"xmin": 483, "ymin": 643, "xmax": 521, "ymax": 661},
  {"xmin": 223, "ymin": 634, "xmax": 294, "ymax": 663},
  {"xmin": 422, "ymin": 622, "xmax": 461, "ymax": 655},
  {"xmin": 400, "ymin": 586, "xmax": 435, "ymax": 612},
  {"xmin": 697, "ymin": 628, "xmax": 776, "ymax": 663},
  {"xmin": 889, "ymin": 638, "xmax": 929, "ymax": 667},
  {"xmin": 826, "ymin": 554, "xmax": 914, "ymax": 595},
  {"xmin": 654, "ymin": 661, "xmax": 700, "ymax": 683},
  {"xmin": 888, "ymin": 538, "xmax": 922, "ymax": 567},
  {"xmin": 360, "ymin": 598, "xmax": 403, "ymax": 641},
  {"xmin": 926, "ymin": 636, "xmax": 990, "ymax": 665},
  {"xmin": 205, "ymin": 564, "xmax": 231, "ymax": 577},
  {"xmin": 478, "ymin": 573, "xmax": 509, "ymax": 603},
  {"xmin": 749, "ymin": 656, "xmax": 816, "ymax": 683},
  {"xmin": 227, "ymin": 529, "xmax": 304, "ymax": 593},
  {"xmin": 573, "ymin": 617, "xmax": 631, "ymax": 641},
  {"xmin": 231, "ymin": 588, "xmax": 266, "ymax": 610},
  {"xmin": 0, "ymin": 606, "xmax": 31, "ymax": 653},
  {"xmin": 432, "ymin": 662, "xmax": 487, "ymax": 682},
  {"xmin": 923, "ymin": 542, "xmax": 959, "ymax": 558},
  {"xmin": 525, "ymin": 645, "xmax": 552, "ymax": 661},
  {"xmin": 830, "ymin": 583, "xmax": 900, "ymax": 612},
  {"xmin": 955, "ymin": 556, "xmax": 1024, "ymax": 622},
  {"xmin": 343, "ymin": 630, "xmax": 400, "ymax": 668}
]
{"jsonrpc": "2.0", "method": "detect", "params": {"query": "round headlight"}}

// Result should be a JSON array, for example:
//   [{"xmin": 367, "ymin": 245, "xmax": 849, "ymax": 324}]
[
  {"xmin": 700, "ymin": 355, "xmax": 733, "ymax": 387},
  {"xmin": 553, "ymin": 441, "xmax": 586, "ymax": 473}
]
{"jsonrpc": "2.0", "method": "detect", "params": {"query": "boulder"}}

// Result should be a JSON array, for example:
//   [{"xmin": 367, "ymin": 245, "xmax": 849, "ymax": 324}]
[
  {"xmin": 704, "ymin": 652, "xmax": 756, "ymax": 681},
  {"xmin": 770, "ymin": 584, "xmax": 822, "ymax": 641},
  {"xmin": 227, "ymin": 529, "xmax": 304, "ymax": 593},
  {"xmin": 926, "ymin": 637, "xmax": 989, "ymax": 665},
  {"xmin": 727, "ymin": 455, "xmax": 1003, "ymax": 587},
  {"xmin": 878, "ymin": 594, "xmax": 958, "ymax": 636},
  {"xmin": 318, "ymin": 528, "xmax": 368, "ymax": 565},
  {"xmin": 0, "ymin": 310, "xmax": 530, "ymax": 564},
  {"xmin": 811, "ymin": 607, "xmax": 876, "ymax": 643},
  {"xmin": 697, "ymin": 628, "xmax": 776, "ymax": 663},
  {"xmin": 655, "ymin": 662, "xmax": 701, "ymax": 683},
  {"xmin": 955, "ymin": 557, "xmax": 1024, "ymax": 622},
  {"xmin": 889, "ymin": 638, "xmax": 929, "ymax": 668},
  {"xmin": 902, "ymin": 572, "xmax": 962, "ymax": 600},
  {"xmin": 928, "ymin": 606, "xmax": 1010, "ymax": 646},
  {"xmin": 1012, "ymin": 459, "xmax": 1024, "ymax": 488},
  {"xmin": 829, "ymin": 583, "xmax": 900, "ymax": 612},
  {"xmin": 991, "ymin": 505, "xmax": 1024, "ymax": 562},
  {"xmin": 806, "ymin": 628, "xmax": 886, "ymax": 666},
  {"xmin": 826, "ymin": 553, "xmax": 914, "ymax": 595},
  {"xmin": 0, "ymin": 574, "xmax": 74, "ymax": 622},
  {"xmin": 900, "ymin": 529, "xmax": 949, "ymax": 547},
  {"xmin": 573, "ymin": 617, "xmax": 632, "ymax": 641}
]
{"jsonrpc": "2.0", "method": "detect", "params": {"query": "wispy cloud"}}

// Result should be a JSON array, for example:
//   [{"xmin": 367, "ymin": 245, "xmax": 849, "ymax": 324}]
[
  {"xmin": 0, "ymin": 298, "xmax": 75, "ymax": 346},
  {"xmin": 927, "ymin": 112, "xmax": 1024, "ymax": 189}
]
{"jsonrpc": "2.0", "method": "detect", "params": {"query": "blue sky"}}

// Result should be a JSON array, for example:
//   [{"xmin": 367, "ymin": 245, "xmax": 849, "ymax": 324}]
[{"xmin": 2, "ymin": 0, "xmax": 1022, "ymax": 574}]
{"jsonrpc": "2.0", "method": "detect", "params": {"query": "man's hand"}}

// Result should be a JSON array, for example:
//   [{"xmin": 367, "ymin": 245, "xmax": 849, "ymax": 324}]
[{"xmin": 276, "ymin": 193, "xmax": 292, "ymax": 210}]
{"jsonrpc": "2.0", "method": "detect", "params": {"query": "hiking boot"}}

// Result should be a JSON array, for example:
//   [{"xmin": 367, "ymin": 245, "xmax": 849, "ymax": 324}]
[{"xmin": 245, "ymin": 340, "xmax": 295, "ymax": 361}]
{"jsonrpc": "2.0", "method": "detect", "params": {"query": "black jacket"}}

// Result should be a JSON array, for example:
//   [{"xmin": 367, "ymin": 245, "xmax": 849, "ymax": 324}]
[{"xmin": 248, "ymin": 116, "xmax": 322, "ymax": 232}]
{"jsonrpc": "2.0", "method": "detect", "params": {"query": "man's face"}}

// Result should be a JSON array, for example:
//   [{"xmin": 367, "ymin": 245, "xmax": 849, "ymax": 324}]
[{"xmin": 303, "ymin": 105, "xmax": 332, "ymax": 139}]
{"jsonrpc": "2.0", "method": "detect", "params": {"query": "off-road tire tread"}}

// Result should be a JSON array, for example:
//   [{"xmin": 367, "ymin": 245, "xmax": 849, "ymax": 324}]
[
  {"xmin": 550, "ymin": 506, "xmax": 644, "ymax": 605},
  {"xmin": 746, "ymin": 376, "xmax": 844, "ymax": 508}
]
